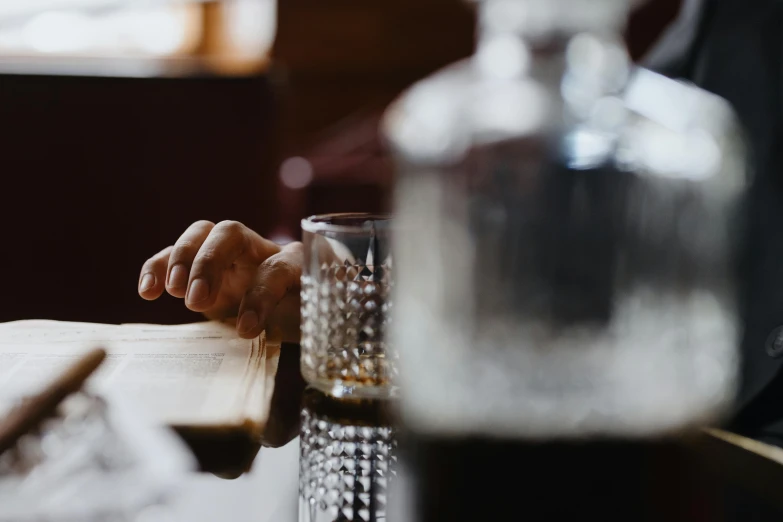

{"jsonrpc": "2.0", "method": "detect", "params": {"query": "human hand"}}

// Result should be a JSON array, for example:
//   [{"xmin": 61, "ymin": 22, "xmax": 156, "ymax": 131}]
[{"xmin": 138, "ymin": 220, "xmax": 302, "ymax": 342}]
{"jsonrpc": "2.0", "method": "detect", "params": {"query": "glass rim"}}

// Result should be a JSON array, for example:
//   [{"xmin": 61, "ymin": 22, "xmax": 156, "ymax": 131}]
[{"xmin": 301, "ymin": 212, "xmax": 392, "ymax": 235}]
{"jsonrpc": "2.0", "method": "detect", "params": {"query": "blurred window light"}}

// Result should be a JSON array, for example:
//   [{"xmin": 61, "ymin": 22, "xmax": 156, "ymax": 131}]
[
  {"xmin": 24, "ymin": 11, "xmax": 94, "ymax": 53},
  {"xmin": 225, "ymin": 0, "xmax": 276, "ymax": 57},
  {"xmin": 0, "ymin": 1, "xmax": 277, "ymax": 76},
  {"xmin": 0, "ymin": 1, "xmax": 122, "ymax": 21},
  {"xmin": 127, "ymin": 8, "xmax": 192, "ymax": 55},
  {"xmin": 2, "ymin": 3, "xmax": 201, "ymax": 57}
]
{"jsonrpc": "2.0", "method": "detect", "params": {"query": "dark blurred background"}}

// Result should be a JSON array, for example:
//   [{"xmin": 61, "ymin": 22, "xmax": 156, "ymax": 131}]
[{"xmin": 0, "ymin": 0, "xmax": 680, "ymax": 325}]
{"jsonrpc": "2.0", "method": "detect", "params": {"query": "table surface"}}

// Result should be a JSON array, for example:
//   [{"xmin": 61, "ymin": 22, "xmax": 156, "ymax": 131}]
[
  {"xmin": 142, "ymin": 428, "xmax": 783, "ymax": 521},
  {"xmin": 166, "ymin": 438, "xmax": 300, "ymax": 522}
]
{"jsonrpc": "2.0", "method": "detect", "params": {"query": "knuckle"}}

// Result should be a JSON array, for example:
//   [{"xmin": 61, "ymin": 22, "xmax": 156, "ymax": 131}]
[
  {"xmin": 193, "ymin": 250, "xmax": 219, "ymax": 270},
  {"xmin": 193, "ymin": 219, "xmax": 214, "ymax": 230},
  {"xmin": 263, "ymin": 256, "xmax": 297, "ymax": 276},
  {"xmin": 170, "ymin": 242, "xmax": 196, "ymax": 261},
  {"xmin": 174, "ymin": 239, "xmax": 195, "ymax": 249},
  {"xmin": 215, "ymin": 220, "xmax": 245, "ymax": 236},
  {"xmin": 247, "ymin": 283, "xmax": 273, "ymax": 301}
]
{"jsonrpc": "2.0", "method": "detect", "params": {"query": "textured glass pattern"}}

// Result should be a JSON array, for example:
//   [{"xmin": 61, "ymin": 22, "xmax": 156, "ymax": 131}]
[
  {"xmin": 301, "ymin": 264, "xmax": 394, "ymax": 390},
  {"xmin": 301, "ymin": 214, "xmax": 395, "ymax": 399},
  {"xmin": 299, "ymin": 405, "xmax": 396, "ymax": 522}
]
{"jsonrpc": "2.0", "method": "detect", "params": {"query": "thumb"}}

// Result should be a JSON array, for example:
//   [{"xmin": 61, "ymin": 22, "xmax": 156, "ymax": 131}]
[{"xmin": 264, "ymin": 292, "xmax": 301, "ymax": 344}]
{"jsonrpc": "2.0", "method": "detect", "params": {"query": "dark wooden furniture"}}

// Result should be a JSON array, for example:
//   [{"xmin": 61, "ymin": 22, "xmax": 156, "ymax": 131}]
[{"xmin": 0, "ymin": 73, "xmax": 277, "ymax": 325}]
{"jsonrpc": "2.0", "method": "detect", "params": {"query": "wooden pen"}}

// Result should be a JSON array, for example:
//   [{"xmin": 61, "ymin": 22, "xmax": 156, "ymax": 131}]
[{"xmin": 0, "ymin": 348, "xmax": 107, "ymax": 456}]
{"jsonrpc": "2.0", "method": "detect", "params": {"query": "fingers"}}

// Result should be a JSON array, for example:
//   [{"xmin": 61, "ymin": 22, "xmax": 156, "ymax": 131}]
[
  {"xmin": 237, "ymin": 242, "xmax": 303, "ymax": 340},
  {"xmin": 165, "ymin": 220, "xmax": 215, "ymax": 299},
  {"xmin": 138, "ymin": 246, "xmax": 173, "ymax": 300},
  {"xmin": 140, "ymin": 219, "xmax": 288, "ymax": 321},
  {"xmin": 184, "ymin": 220, "xmax": 254, "ymax": 312}
]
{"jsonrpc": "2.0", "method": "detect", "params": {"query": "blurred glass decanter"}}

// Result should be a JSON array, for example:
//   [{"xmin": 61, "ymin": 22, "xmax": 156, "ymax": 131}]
[{"xmin": 382, "ymin": 0, "xmax": 748, "ymax": 442}]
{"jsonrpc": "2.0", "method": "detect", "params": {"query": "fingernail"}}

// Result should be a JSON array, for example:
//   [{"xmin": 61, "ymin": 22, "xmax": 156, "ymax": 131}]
[
  {"xmin": 139, "ymin": 273, "xmax": 155, "ymax": 293},
  {"xmin": 187, "ymin": 278, "xmax": 210, "ymax": 304},
  {"xmin": 168, "ymin": 264, "xmax": 188, "ymax": 289},
  {"xmin": 238, "ymin": 310, "xmax": 259, "ymax": 334}
]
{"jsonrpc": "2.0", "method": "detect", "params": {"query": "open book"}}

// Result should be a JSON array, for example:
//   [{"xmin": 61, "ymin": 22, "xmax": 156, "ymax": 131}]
[{"xmin": 0, "ymin": 320, "xmax": 279, "ymax": 441}]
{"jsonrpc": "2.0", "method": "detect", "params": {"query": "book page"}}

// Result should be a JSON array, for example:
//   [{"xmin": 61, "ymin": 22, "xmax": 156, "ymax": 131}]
[{"xmin": 0, "ymin": 320, "xmax": 273, "ymax": 429}]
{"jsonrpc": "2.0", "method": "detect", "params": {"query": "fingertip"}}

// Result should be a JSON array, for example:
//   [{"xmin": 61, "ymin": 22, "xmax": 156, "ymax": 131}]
[
  {"xmin": 139, "ymin": 291, "xmax": 161, "ymax": 301},
  {"xmin": 185, "ymin": 277, "xmax": 211, "ymax": 309},
  {"xmin": 237, "ymin": 309, "xmax": 262, "ymax": 338},
  {"xmin": 139, "ymin": 273, "xmax": 155, "ymax": 292},
  {"xmin": 138, "ymin": 273, "xmax": 163, "ymax": 300},
  {"xmin": 167, "ymin": 263, "xmax": 191, "ymax": 294},
  {"xmin": 237, "ymin": 328, "xmax": 262, "ymax": 340}
]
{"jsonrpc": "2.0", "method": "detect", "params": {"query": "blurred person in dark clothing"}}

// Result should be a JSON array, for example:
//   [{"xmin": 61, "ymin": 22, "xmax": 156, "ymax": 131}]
[
  {"xmin": 647, "ymin": 0, "xmax": 783, "ymax": 449},
  {"xmin": 646, "ymin": 3, "xmax": 783, "ymax": 518}
]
